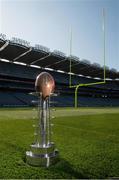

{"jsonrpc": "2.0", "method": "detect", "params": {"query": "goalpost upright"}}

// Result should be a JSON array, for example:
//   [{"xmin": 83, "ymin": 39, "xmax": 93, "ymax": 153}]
[{"xmin": 69, "ymin": 8, "xmax": 106, "ymax": 108}]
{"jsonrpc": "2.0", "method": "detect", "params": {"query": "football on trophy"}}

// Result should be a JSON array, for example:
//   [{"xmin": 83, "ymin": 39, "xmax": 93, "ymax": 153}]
[{"xmin": 35, "ymin": 72, "xmax": 55, "ymax": 99}]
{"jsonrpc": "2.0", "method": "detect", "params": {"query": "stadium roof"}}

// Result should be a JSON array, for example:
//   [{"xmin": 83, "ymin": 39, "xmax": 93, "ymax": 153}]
[{"xmin": 0, "ymin": 34, "xmax": 119, "ymax": 80}]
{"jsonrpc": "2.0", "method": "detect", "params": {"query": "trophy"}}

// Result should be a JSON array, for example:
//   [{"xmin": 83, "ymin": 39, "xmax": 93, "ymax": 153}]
[{"xmin": 26, "ymin": 72, "xmax": 58, "ymax": 167}]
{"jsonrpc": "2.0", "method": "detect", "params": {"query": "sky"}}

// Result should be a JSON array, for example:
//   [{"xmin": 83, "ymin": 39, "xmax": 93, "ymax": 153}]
[{"xmin": 0, "ymin": 0, "xmax": 119, "ymax": 70}]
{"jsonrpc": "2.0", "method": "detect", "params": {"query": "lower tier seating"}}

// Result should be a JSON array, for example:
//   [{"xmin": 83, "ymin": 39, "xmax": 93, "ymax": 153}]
[{"xmin": 0, "ymin": 91, "xmax": 119, "ymax": 107}]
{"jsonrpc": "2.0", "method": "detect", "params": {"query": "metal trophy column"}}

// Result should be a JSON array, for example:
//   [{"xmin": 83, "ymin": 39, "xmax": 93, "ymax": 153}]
[
  {"xmin": 40, "ymin": 97, "xmax": 50, "ymax": 147},
  {"xmin": 26, "ymin": 72, "xmax": 58, "ymax": 167}
]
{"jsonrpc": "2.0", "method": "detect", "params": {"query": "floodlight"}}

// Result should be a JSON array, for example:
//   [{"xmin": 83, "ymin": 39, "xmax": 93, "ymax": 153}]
[
  {"xmin": 34, "ymin": 44, "xmax": 50, "ymax": 53},
  {"xmin": 0, "ymin": 33, "xmax": 6, "ymax": 40},
  {"xmin": 69, "ymin": 55, "xmax": 79, "ymax": 62},
  {"xmin": 11, "ymin": 37, "xmax": 30, "ymax": 47},
  {"xmin": 53, "ymin": 50, "xmax": 66, "ymax": 58}
]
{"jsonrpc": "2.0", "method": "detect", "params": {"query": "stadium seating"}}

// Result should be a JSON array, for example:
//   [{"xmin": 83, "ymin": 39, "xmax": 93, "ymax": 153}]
[
  {"xmin": 52, "ymin": 95, "xmax": 119, "ymax": 107},
  {"xmin": 0, "ymin": 91, "xmax": 36, "ymax": 107},
  {"xmin": 0, "ymin": 61, "xmax": 119, "ymax": 107}
]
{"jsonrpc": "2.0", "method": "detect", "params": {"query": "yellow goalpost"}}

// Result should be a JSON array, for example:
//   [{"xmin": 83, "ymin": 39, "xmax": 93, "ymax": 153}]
[{"xmin": 69, "ymin": 9, "xmax": 106, "ymax": 108}]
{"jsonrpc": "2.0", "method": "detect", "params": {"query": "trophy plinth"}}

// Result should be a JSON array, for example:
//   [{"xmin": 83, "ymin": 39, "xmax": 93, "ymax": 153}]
[{"xmin": 26, "ymin": 143, "xmax": 58, "ymax": 167}]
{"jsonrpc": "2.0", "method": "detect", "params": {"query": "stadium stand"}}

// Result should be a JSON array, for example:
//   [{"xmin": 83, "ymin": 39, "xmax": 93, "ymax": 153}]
[{"xmin": 0, "ymin": 34, "xmax": 119, "ymax": 107}]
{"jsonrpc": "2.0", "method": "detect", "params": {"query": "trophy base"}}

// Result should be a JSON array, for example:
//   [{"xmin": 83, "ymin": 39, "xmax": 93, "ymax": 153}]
[{"xmin": 26, "ymin": 143, "xmax": 59, "ymax": 167}]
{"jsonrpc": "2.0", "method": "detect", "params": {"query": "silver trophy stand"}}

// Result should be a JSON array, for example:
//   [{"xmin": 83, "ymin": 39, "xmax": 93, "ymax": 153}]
[{"xmin": 26, "ymin": 93, "xmax": 58, "ymax": 167}]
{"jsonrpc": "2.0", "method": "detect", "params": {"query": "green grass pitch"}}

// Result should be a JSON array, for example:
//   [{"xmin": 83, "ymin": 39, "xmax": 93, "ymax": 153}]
[{"xmin": 0, "ymin": 107, "xmax": 119, "ymax": 179}]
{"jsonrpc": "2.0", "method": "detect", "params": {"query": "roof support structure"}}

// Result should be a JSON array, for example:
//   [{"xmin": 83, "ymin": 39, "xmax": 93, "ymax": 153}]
[
  {"xmin": 30, "ymin": 53, "xmax": 51, "ymax": 65},
  {"xmin": 70, "ymin": 61, "xmax": 99, "ymax": 74},
  {"xmin": 13, "ymin": 47, "xmax": 32, "ymax": 61},
  {"xmin": 0, "ymin": 41, "xmax": 9, "ymax": 51},
  {"xmin": 45, "ymin": 57, "xmax": 67, "ymax": 68}
]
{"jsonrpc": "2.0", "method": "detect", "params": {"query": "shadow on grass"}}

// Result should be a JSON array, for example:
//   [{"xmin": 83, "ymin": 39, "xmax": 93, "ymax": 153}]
[
  {"xmin": 5, "ymin": 142, "xmax": 89, "ymax": 179},
  {"xmin": 48, "ymin": 158, "xmax": 89, "ymax": 179},
  {"xmin": 5, "ymin": 142, "xmax": 25, "ymax": 153}
]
